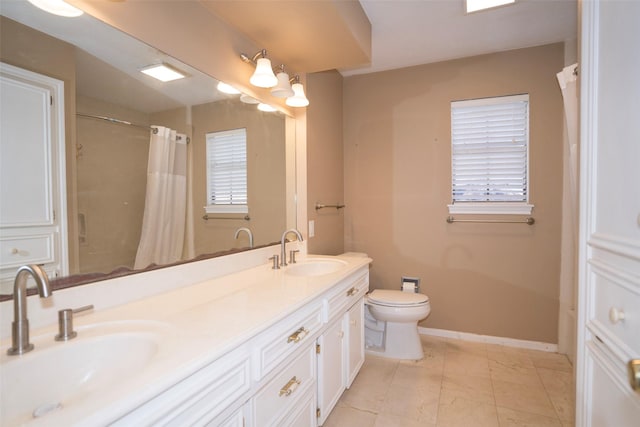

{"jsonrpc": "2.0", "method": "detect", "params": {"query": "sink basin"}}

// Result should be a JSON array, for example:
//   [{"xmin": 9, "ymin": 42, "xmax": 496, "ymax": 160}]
[
  {"xmin": 285, "ymin": 258, "xmax": 348, "ymax": 276},
  {"xmin": 0, "ymin": 321, "xmax": 166, "ymax": 426}
]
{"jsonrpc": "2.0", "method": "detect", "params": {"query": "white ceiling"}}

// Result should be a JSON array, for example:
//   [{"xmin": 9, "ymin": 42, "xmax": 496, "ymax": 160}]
[{"xmin": 342, "ymin": 0, "xmax": 578, "ymax": 76}]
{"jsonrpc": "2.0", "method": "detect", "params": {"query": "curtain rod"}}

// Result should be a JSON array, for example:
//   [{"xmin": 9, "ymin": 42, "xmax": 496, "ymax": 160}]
[
  {"xmin": 76, "ymin": 113, "xmax": 190, "ymax": 143},
  {"xmin": 77, "ymin": 113, "xmax": 152, "ymax": 131}
]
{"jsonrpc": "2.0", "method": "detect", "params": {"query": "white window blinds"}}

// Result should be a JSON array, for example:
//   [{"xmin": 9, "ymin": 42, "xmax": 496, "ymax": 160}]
[
  {"xmin": 450, "ymin": 94, "xmax": 529, "ymax": 207},
  {"xmin": 205, "ymin": 128, "xmax": 247, "ymax": 213}
]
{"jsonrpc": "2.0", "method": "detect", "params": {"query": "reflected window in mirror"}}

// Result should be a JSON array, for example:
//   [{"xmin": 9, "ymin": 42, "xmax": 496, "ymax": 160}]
[{"xmin": 205, "ymin": 128, "xmax": 248, "ymax": 214}]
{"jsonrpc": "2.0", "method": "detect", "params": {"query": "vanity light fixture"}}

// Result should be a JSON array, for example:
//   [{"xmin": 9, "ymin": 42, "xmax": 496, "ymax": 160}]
[
  {"xmin": 27, "ymin": 0, "xmax": 83, "ymax": 17},
  {"xmin": 240, "ymin": 49, "xmax": 309, "ymax": 107},
  {"xmin": 270, "ymin": 65, "xmax": 294, "ymax": 98},
  {"xmin": 140, "ymin": 63, "xmax": 187, "ymax": 82},
  {"xmin": 217, "ymin": 82, "xmax": 241, "ymax": 95},
  {"xmin": 240, "ymin": 49, "xmax": 278, "ymax": 88},
  {"xmin": 465, "ymin": 0, "xmax": 515, "ymax": 13},
  {"xmin": 285, "ymin": 75, "xmax": 310, "ymax": 107}
]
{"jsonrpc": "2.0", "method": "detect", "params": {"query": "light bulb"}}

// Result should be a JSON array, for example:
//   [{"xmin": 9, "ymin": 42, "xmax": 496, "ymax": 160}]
[
  {"xmin": 271, "ymin": 72, "xmax": 294, "ymax": 98},
  {"xmin": 286, "ymin": 83, "xmax": 309, "ymax": 107},
  {"xmin": 250, "ymin": 57, "xmax": 277, "ymax": 88}
]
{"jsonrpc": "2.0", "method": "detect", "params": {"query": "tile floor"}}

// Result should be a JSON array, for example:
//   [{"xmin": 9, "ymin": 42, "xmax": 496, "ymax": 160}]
[{"xmin": 324, "ymin": 335, "xmax": 575, "ymax": 427}]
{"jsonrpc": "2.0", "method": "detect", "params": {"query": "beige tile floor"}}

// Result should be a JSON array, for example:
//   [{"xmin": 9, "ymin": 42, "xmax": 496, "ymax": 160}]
[{"xmin": 324, "ymin": 335, "xmax": 575, "ymax": 427}]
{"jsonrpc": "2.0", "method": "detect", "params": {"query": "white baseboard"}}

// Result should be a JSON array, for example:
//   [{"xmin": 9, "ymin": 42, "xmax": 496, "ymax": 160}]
[{"xmin": 418, "ymin": 327, "xmax": 559, "ymax": 353}]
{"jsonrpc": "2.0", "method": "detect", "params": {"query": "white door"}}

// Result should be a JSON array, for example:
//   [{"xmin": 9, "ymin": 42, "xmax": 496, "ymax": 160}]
[{"xmin": 576, "ymin": 1, "xmax": 640, "ymax": 425}]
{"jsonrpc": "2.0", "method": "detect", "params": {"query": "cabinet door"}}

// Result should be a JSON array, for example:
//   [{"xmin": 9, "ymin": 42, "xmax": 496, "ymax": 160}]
[
  {"xmin": 0, "ymin": 69, "xmax": 53, "ymax": 227},
  {"xmin": 345, "ymin": 299, "xmax": 364, "ymax": 388},
  {"xmin": 316, "ymin": 316, "xmax": 345, "ymax": 425}
]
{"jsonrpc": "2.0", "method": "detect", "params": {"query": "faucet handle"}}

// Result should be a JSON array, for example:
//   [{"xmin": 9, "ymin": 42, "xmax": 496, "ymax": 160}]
[
  {"xmin": 289, "ymin": 250, "xmax": 300, "ymax": 264},
  {"xmin": 269, "ymin": 255, "xmax": 280, "ymax": 270},
  {"xmin": 55, "ymin": 304, "xmax": 94, "ymax": 341}
]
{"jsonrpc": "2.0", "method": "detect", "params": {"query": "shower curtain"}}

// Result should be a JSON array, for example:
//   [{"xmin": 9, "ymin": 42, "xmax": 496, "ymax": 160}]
[
  {"xmin": 134, "ymin": 126, "xmax": 188, "ymax": 269},
  {"xmin": 556, "ymin": 63, "xmax": 579, "ymax": 362}
]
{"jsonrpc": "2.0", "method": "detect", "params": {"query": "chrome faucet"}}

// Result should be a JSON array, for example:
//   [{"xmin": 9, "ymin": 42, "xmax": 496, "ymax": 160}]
[
  {"xmin": 7, "ymin": 265, "xmax": 52, "ymax": 356},
  {"xmin": 234, "ymin": 227, "xmax": 254, "ymax": 248},
  {"xmin": 280, "ymin": 228, "xmax": 303, "ymax": 267}
]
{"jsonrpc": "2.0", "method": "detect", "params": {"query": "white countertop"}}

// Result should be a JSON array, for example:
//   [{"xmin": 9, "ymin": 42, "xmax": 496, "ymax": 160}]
[{"xmin": 0, "ymin": 254, "xmax": 372, "ymax": 426}]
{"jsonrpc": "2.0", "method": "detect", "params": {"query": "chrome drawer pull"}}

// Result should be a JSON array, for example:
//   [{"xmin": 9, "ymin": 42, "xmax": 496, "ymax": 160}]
[
  {"xmin": 287, "ymin": 327, "xmax": 308, "ymax": 343},
  {"xmin": 279, "ymin": 376, "xmax": 301, "ymax": 397},
  {"xmin": 346, "ymin": 287, "xmax": 357, "ymax": 297}
]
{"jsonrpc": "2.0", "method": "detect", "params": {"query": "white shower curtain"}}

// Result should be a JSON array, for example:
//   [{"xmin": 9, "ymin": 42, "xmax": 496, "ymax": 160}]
[
  {"xmin": 134, "ymin": 126, "xmax": 188, "ymax": 269},
  {"xmin": 556, "ymin": 63, "xmax": 579, "ymax": 361}
]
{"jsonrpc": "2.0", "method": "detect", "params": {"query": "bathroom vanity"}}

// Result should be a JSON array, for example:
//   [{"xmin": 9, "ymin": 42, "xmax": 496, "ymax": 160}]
[{"xmin": 0, "ymin": 253, "xmax": 371, "ymax": 426}]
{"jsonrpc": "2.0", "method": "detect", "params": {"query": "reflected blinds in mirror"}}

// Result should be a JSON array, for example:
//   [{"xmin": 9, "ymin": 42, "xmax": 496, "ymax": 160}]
[{"xmin": 205, "ymin": 128, "xmax": 248, "ymax": 213}]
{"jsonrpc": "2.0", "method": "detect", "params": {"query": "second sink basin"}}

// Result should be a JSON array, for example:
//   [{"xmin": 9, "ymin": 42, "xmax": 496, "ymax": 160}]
[
  {"xmin": 0, "ymin": 320, "xmax": 168, "ymax": 426},
  {"xmin": 285, "ymin": 258, "xmax": 348, "ymax": 277}
]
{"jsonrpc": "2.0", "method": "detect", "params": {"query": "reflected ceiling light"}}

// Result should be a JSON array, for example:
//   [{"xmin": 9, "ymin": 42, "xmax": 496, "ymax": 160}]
[
  {"xmin": 240, "ymin": 49, "xmax": 277, "ymax": 88},
  {"xmin": 270, "ymin": 66, "xmax": 294, "ymax": 98},
  {"xmin": 27, "ymin": 0, "xmax": 84, "ymax": 17},
  {"xmin": 240, "ymin": 94, "xmax": 260, "ymax": 104},
  {"xmin": 217, "ymin": 82, "xmax": 241, "ymax": 94},
  {"xmin": 140, "ymin": 63, "xmax": 187, "ymax": 82},
  {"xmin": 466, "ymin": 0, "xmax": 515, "ymax": 13},
  {"xmin": 285, "ymin": 76, "xmax": 309, "ymax": 107},
  {"xmin": 257, "ymin": 103, "xmax": 277, "ymax": 112}
]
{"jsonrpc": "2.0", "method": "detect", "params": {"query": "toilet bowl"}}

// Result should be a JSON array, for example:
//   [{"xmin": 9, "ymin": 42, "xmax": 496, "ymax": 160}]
[{"xmin": 365, "ymin": 289, "xmax": 431, "ymax": 360}]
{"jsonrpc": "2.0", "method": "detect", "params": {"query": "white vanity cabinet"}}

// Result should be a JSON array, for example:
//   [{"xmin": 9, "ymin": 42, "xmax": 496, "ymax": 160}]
[{"xmin": 108, "ymin": 264, "xmax": 369, "ymax": 427}]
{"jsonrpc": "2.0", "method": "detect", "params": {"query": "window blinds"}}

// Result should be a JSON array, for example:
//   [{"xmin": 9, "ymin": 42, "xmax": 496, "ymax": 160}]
[
  {"xmin": 206, "ymin": 128, "xmax": 247, "ymax": 208},
  {"xmin": 451, "ymin": 94, "xmax": 529, "ymax": 203}
]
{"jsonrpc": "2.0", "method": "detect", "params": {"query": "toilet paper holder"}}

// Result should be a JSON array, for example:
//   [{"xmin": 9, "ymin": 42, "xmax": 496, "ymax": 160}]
[{"xmin": 401, "ymin": 276, "xmax": 420, "ymax": 293}]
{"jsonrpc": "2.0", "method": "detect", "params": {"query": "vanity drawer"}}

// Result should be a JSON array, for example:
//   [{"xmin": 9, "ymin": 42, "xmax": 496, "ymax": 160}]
[
  {"xmin": 114, "ymin": 347, "xmax": 251, "ymax": 427},
  {"xmin": 253, "ymin": 303, "xmax": 322, "ymax": 380},
  {"xmin": 0, "ymin": 233, "xmax": 55, "ymax": 268},
  {"xmin": 277, "ymin": 386, "xmax": 316, "ymax": 427},
  {"xmin": 591, "ymin": 263, "xmax": 640, "ymax": 355},
  {"xmin": 252, "ymin": 344, "xmax": 315, "ymax": 427},
  {"xmin": 323, "ymin": 271, "xmax": 368, "ymax": 323}
]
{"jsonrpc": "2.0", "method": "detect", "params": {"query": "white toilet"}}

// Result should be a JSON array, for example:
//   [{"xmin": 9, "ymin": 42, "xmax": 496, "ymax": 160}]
[{"xmin": 364, "ymin": 289, "xmax": 431, "ymax": 360}]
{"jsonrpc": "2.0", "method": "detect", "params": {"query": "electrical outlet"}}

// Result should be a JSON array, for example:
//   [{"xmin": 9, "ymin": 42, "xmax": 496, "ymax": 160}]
[{"xmin": 309, "ymin": 220, "xmax": 315, "ymax": 238}]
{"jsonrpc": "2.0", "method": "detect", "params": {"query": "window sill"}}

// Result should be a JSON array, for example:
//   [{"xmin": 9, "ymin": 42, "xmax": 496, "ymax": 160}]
[
  {"xmin": 205, "ymin": 204, "xmax": 249, "ymax": 214},
  {"xmin": 447, "ymin": 203, "xmax": 533, "ymax": 215}
]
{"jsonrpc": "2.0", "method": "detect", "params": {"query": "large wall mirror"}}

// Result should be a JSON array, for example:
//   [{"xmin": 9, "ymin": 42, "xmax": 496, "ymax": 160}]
[{"xmin": 0, "ymin": 2, "xmax": 296, "ymax": 294}]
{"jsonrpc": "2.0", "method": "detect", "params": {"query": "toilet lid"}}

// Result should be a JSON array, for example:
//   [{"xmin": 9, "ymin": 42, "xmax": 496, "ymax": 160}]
[{"xmin": 367, "ymin": 289, "xmax": 429, "ymax": 306}]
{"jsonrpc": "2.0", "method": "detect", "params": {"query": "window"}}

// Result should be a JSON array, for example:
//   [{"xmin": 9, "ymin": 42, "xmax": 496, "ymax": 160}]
[
  {"xmin": 205, "ymin": 128, "xmax": 248, "ymax": 214},
  {"xmin": 448, "ymin": 94, "xmax": 533, "ymax": 215}
]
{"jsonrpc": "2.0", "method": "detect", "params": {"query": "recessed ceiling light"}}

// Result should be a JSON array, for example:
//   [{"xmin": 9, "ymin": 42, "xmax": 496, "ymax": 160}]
[
  {"xmin": 27, "ymin": 0, "xmax": 84, "ymax": 17},
  {"xmin": 140, "ymin": 63, "xmax": 187, "ymax": 82},
  {"xmin": 466, "ymin": 0, "xmax": 515, "ymax": 13}
]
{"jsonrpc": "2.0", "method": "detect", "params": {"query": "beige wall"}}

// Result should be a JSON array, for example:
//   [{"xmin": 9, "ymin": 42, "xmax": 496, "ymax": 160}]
[
  {"xmin": 306, "ymin": 70, "xmax": 345, "ymax": 255},
  {"xmin": 0, "ymin": 16, "xmax": 80, "ymax": 272},
  {"xmin": 191, "ymin": 101, "xmax": 286, "ymax": 255},
  {"xmin": 344, "ymin": 44, "xmax": 565, "ymax": 343}
]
